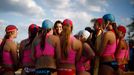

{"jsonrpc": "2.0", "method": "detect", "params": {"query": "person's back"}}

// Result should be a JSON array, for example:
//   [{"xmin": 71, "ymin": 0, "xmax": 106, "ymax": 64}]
[
  {"xmin": 76, "ymin": 30, "xmax": 95, "ymax": 75},
  {"xmin": 20, "ymin": 39, "xmax": 35, "ymax": 66},
  {"xmin": 59, "ymin": 35, "xmax": 82, "ymax": 69},
  {"xmin": 19, "ymin": 24, "xmax": 39, "ymax": 75},
  {"xmin": 35, "ymin": 34, "xmax": 60, "ymax": 69},
  {"xmin": 1, "ymin": 25, "xmax": 18, "ymax": 75},
  {"xmin": 32, "ymin": 19, "xmax": 61, "ymax": 75},
  {"xmin": 57, "ymin": 19, "xmax": 82, "ymax": 75},
  {"xmin": 101, "ymin": 31, "xmax": 116, "ymax": 62}
]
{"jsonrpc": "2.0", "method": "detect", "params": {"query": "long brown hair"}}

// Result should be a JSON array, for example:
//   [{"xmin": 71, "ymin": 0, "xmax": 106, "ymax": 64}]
[
  {"xmin": 0, "ymin": 32, "xmax": 13, "ymax": 62},
  {"xmin": 40, "ymin": 28, "xmax": 51, "ymax": 50},
  {"xmin": 111, "ymin": 23, "xmax": 119, "ymax": 38},
  {"xmin": 61, "ymin": 22, "xmax": 73, "ymax": 59},
  {"xmin": 40, "ymin": 19, "xmax": 53, "ymax": 50}
]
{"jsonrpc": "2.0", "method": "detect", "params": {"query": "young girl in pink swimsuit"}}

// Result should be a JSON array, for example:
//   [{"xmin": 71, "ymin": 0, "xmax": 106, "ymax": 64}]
[
  {"xmin": 32, "ymin": 20, "xmax": 61, "ymax": 75},
  {"xmin": 115, "ymin": 25, "xmax": 129, "ymax": 74},
  {"xmin": 57, "ymin": 19, "xmax": 82, "ymax": 75},
  {"xmin": 0, "ymin": 25, "xmax": 18, "ymax": 75},
  {"xmin": 99, "ymin": 22, "xmax": 118, "ymax": 75},
  {"xmin": 76, "ymin": 30, "xmax": 95, "ymax": 75},
  {"xmin": 19, "ymin": 24, "xmax": 39, "ymax": 75}
]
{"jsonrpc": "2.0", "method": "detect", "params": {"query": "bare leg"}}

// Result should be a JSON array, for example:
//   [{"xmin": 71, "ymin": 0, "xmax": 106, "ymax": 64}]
[
  {"xmin": 99, "ymin": 65, "xmax": 115, "ymax": 75},
  {"xmin": 78, "ymin": 71, "xmax": 90, "ymax": 75}
]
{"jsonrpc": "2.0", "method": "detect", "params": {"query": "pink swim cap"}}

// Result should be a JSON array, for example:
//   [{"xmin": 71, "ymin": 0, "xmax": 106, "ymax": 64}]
[
  {"xmin": 96, "ymin": 18, "xmax": 103, "ymax": 25},
  {"xmin": 63, "ymin": 19, "xmax": 73, "ymax": 26},
  {"xmin": 117, "ymin": 25, "xmax": 126, "ymax": 33}
]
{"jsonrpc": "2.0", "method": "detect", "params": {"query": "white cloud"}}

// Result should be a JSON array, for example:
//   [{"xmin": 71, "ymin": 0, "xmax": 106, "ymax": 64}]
[
  {"xmin": 79, "ymin": 0, "xmax": 86, "ymax": 5},
  {"xmin": 41, "ymin": 0, "xmax": 108, "ymax": 13},
  {"xmin": 77, "ymin": 0, "xmax": 108, "ymax": 12},
  {"xmin": 29, "ymin": 18, "xmax": 43, "ymax": 27},
  {"xmin": 89, "ymin": 5, "xmax": 106, "ymax": 12},
  {"xmin": 41, "ymin": 0, "xmax": 71, "ymax": 9},
  {"xmin": 40, "ymin": 0, "xmax": 109, "ymax": 33},
  {"xmin": 0, "ymin": 0, "xmax": 45, "ymax": 18},
  {"xmin": 0, "ymin": 20, "xmax": 6, "ymax": 24}
]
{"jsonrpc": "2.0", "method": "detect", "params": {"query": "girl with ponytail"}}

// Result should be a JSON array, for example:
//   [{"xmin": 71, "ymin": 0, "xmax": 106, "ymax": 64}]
[
  {"xmin": 19, "ymin": 24, "xmax": 39, "ymax": 75},
  {"xmin": 32, "ymin": 19, "xmax": 61, "ymax": 75},
  {"xmin": 57, "ymin": 19, "xmax": 82, "ymax": 75},
  {"xmin": 0, "ymin": 25, "xmax": 18, "ymax": 75},
  {"xmin": 99, "ymin": 16, "xmax": 119, "ymax": 75}
]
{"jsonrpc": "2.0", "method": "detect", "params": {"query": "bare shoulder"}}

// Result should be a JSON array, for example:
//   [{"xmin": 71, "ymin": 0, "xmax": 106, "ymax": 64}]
[
  {"xmin": 103, "ymin": 31, "xmax": 113, "ymax": 39},
  {"xmin": 104, "ymin": 31, "xmax": 111, "ymax": 36},
  {"xmin": 83, "ymin": 42, "xmax": 90, "ymax": 47},
  {"xmin": 5, "ymin": 40, "xmax": 17, "ymax": 50},
  {"xmin": 73, "ymin": 37, "xmax": 80, "ymax": 43},
  {"xmin": 50, "ymin": 35, "xmax": 60, "ymax": 41},
  {"xmin": 73, "ymin": 37, "xmax": 82, "ymax": 49}
]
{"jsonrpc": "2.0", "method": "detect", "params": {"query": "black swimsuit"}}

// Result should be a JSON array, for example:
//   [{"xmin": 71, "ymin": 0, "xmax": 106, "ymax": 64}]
[{"xmin": 101, "ymin": 61, "xmax": 118, "ymax": 71}]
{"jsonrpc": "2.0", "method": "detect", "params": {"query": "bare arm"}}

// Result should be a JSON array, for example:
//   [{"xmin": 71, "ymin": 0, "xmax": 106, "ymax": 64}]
[
  {"xmin": 83, "ymin": 43, "xmax": 95, "ymax": 59},
  {"xmin": 115, "ymin": 39, "xmax": 122, "ymax": 57},
  {"xmin": 75, "ymin": 40, "xmax": 82, "ymax": 62},
  {"xmin": 124, "ymin": 40, "xmax": 130, "ymax": 60},
  {"xmin": 9, "ymin": 41, "xmax": 18, "ymax": 65},
  {"xmin": 54, "ymin": 36, "xmax": 61, "ymax": 64}
]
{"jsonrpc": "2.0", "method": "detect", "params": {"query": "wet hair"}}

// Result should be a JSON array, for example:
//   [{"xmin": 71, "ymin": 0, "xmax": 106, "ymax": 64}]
[
  {"xmin": 40, "ymin": 28, "xmax": 51, "ymax": 50},
  {"xmin": 61, "ymin": 19, "xmax": 73, "ymax": 59},
  {"xmin": 109, "ymin": 23, "xmax": 119, "ymax": 38},
  {"xmin": 40, "ymin": 20, "xmax": 53, "ymax": 50}
]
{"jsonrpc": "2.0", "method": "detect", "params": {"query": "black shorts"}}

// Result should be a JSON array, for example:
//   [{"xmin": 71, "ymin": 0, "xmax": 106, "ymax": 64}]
[{"xmin": 101, "ymin": 61, "xmax": 118, "ymax": 71}]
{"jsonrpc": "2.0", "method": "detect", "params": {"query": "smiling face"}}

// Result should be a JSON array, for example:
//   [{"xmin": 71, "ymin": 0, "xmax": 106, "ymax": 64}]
[{"xmin": 56, "ymin": 23, "xmax": 63, "ymax": 35}]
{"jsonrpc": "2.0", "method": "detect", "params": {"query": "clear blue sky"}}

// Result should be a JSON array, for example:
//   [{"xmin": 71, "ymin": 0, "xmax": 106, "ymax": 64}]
[{"xmin": 0, "ymin": 0, "xmax": 134, "ymax": 42}]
